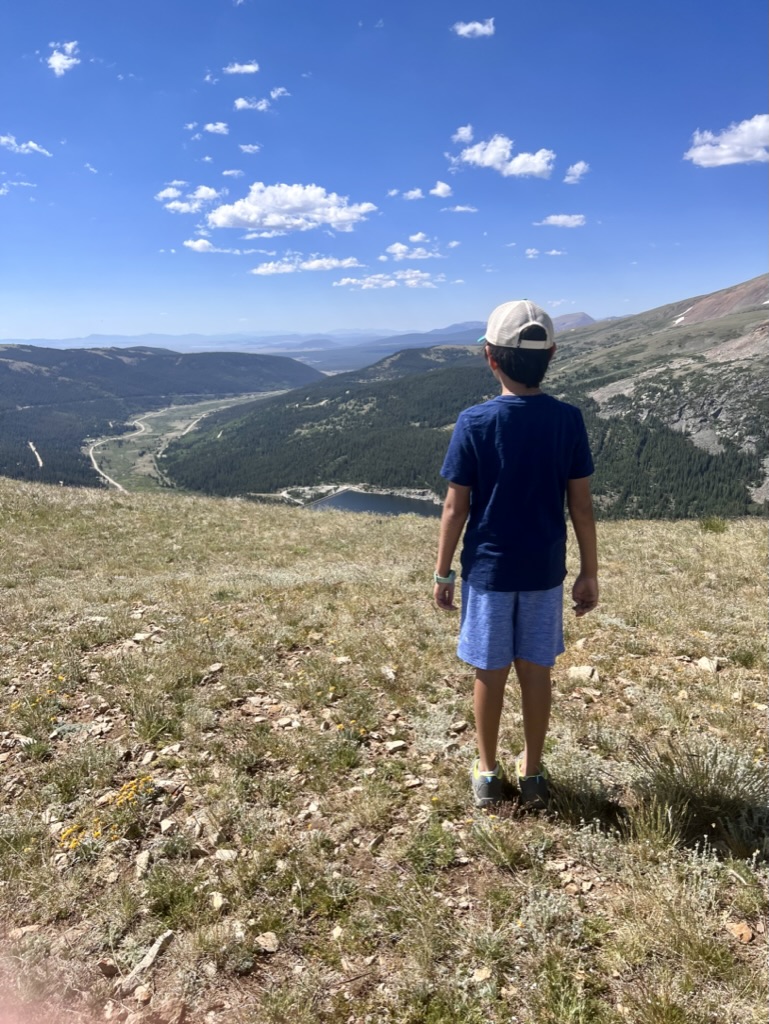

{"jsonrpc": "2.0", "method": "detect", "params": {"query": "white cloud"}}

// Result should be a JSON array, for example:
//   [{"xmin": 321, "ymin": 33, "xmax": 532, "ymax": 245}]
[
  {"xmin": 442, "ymin": 204, "xmax": 477, "ymax": 213},
  {"xmin": 183, "ymin": 238, "xmax": 258, "ymax": 255},
  {"xmin": 409, "ymin": 232, "xmax": 429, "ymax": 242},
  {"xmin": 239, "ymin": 143, "xmax": 262, "ymax": 153},
  {"xmin": 429, "ymin": 180, "xmax": 452, "ymax": 197},
  {"xmin": 504, "ymin": 241, "xmax": 517, "ymax": 247},
  {"xmin": 204, "ymin": 122, "xmax": 229, "ymax": 134},
  {"xmin": 564, "ymin": 160, "xmax": 590, "ymax": 184},
  {"xmin": 224, "ymin": 61, "xmax": 260, "ymax": 74},
  {"xmin": 525, "ymin": 248, "xmax": 539, "ymax": 259},
  {"xmin": 334, "ymin": 269, "xmax": 441, "ymax": 290},
  {"xmin": 201, "ymin": 155, "xmax": 213, "ymax": 163},
  {"xmin": 459, "ymin": 134, "xmax": 555, "ymax": 178},
  {"xmin": 48, "ymin": 41, "xmax": 80, "ymax": 77},
  {"xmin": 545, "ymin": 249, "xmax": 566, "ymax": 256},
  {"xmin": 168, "ymin": 179, "xmax": 188, "ymax": 187},
  {"xmin": 534, "ymin": 214, "xmax": 586, "ymax": 227},
  {"xmin": 403, "ymin": 188, "xmax": 424, "ymax": 200},
  {"xmin": 447, "ymin": 240, "xmax": 461, "ymax": 248},
  {"xmin": 385, "ymin": 241, "xmax": 440, "ymax": 261},
  {"xmin": 235, "ymin": 97, "xmax": 270, "ymax": 111},
  {"xmin": 270, "ymin": 86, "xmax": 290, "ymax": 100},
  {"xmin": 249, "ymin": 255, "xmax": 362, "ymax": 275},
  {"xmin": 0, "ymin": 180, "xmax": 36, "ymax": 196},
  {"xmin": 222, "ymin": 169, "xmax": 244, "ymax": 177},
  {"xmin": 208, "ymin": 182, "xmax": 376, "ymax": 234},
  {"xmin": 683, "ymin": 114, "xmax": 769, "ymax": 167},
  {"xmin": 84, "ymin": 162, "xmax": 98, "ymax": 173},
  {"xmin": 452, "ymin": 124, "xmax": 473, "ymax": 143},
  {"xmin": 386, "ymin": 188, "xmax": 399, "ymax": 197},
  {"xmin": 204, "ymin": 72, "xmax": 218, "ymax": 84},
  {"xmin": 184, "ymin": 122, "xmax": 198, "ymax": 131},
  {"xmin": 161, "ymin": 184, "xmax": 221, "ymax": 214},
  {"xmin": 0, "ymin": 134, "xmax": 52, "ymax": 157},
  {"xmin": 451, "ymin": 18, "xmax": 495, "ymax": 38}
]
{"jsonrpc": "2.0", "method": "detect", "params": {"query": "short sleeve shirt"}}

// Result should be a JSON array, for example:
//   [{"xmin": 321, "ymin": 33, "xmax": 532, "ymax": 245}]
[{"xmin": 440, "ymin": 394, "xmax": 594, "ymax": 592}]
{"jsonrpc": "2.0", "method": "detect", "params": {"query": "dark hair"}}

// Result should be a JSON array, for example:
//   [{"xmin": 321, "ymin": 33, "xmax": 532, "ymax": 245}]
[{"xmin": 486, "ymin": 326, "xmax": 552, "ymax": 388}]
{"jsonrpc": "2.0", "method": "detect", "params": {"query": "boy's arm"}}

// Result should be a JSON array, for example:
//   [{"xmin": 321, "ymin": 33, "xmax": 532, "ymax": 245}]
[
  {"xmin": 434, "ymin": 482, "xmax": 471, "ymax": 610},
  {"xmin": 566, "ymin": 476, "xmax": 599, "ymax": 617}
]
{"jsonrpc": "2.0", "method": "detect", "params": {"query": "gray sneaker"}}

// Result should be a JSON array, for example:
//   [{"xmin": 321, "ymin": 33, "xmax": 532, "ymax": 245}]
[
  {"xmin": 515, "ymin": 754, "xmax": 550, "ymax": 810},
  {"xmin": 471, "ymin": 758, "xmax": 504, "ymax": 808}
]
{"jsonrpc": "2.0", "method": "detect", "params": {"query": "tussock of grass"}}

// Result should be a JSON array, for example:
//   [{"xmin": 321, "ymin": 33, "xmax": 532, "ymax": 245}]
[{"xmin": 0, "ymin": 479, "xmax": 766, "ymax": 1023}]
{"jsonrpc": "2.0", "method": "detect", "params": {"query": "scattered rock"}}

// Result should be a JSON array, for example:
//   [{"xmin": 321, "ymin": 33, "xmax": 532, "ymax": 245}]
[
  {"xmin": 696, "ymin": 656, "xmax": 719, "ymax": 673},
  {"xmin": 135, "ymin": 850, "xmax": 151, "ymax": 880},
  {"xmin": 134, "ymin": 984, "xmax": 152, "ymax": 1004},
  {"xmin": 367, "ymin": 834, "xmax": 384, "ymax": 853},
  {"xmin": 568, "ymin": 666, "xmax": 599, "ymax": 683},
  {"xmin": 214, "ymin": 849, "xmax": 238, "ymax": 863},
  {"xmin": 473, "ymin": 966, "xmax": 492, "ymax": 983},
  {"xmin": 449, "ymin": 720, "xmax": 469, "ymax": 734},
  {"xmin": 210, "ymin": 892, "xmax": 229, "ymax": 912},
  {"xmin": 384, "ymin": 740, "xmax": 407, "ymax": 754},
  {"xmin": 331, "ymin": 925, "xmax": 343, "ymax": 940},
  {"xmin": 115, "ymin": 930, "xmax": 174, "ymax": 996},
  {"xmin": 403, "ymin": 777, "xmax": 422, "ymax": 789},
  {"xmin": 255, "ymin": 931, "xmax": 279, "ymax": 953},
  {"xmin": 97, "ymin": 957, "xmax": 119, "ymax": 978},
  {"xmin": 726, "ymin": 921, "xmax": 754, "ymax": 944},
  {"xmin": 9, "ymin": 924, "xmax": 42, "ymax": 940},
  {"xmin": 153, "ymin": 998, "xmax": 187, "ymax": 1024},
  {"xmin": 380, "ymin": 665, "xmax": 397, "ymax": 682},
  {"xmin": 159, "ymin": 818, "xmax": 177, "ymax": 835}
]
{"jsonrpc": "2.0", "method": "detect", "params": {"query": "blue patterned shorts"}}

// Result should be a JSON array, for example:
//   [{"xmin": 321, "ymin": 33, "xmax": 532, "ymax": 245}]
[{"xmin": 457, "ymin": 581, "xmax": 565, "ymax": 670}]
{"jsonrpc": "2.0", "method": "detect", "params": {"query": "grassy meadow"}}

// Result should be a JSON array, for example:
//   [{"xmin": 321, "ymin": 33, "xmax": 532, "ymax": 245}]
[{"xmin": 0, "ymin": 478, "xmax": 766, "ymax": 1024}]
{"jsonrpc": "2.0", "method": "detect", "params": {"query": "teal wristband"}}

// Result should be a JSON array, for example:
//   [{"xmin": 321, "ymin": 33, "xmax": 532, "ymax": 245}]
[{"xmin": 434, "ymin": 570, "xmax": 456, "ymax": 585}]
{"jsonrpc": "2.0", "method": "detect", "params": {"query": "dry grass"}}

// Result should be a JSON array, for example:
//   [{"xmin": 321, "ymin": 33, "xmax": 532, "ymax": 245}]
[{"xmin": 0, "ymin": 478, "xmax": 766, "ymax": 1024}]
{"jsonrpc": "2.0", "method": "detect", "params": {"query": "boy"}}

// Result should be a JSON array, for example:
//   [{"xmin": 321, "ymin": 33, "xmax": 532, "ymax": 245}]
[{"xmin": 434, "ymin": 299, "xmax": 598, "ymax": 809}]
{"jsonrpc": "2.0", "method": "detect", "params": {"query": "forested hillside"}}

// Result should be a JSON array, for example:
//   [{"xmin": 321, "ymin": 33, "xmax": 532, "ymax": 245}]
[
  {"xmin": 0, "ymin": 346, "xmax": 323, "ymax": 486},
  {"xmin": 164, "ymin": 359, "xmax": 767, "ymax": 518}
]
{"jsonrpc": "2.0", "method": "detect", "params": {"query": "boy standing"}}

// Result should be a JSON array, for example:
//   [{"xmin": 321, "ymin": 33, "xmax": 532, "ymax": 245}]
[{"xmin": 434, "ymin": 300, "xmax": 598, "ymax": 809}]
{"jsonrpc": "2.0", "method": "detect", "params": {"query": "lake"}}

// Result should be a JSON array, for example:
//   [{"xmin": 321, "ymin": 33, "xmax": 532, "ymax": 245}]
[{"xmin": 308, "ymin": 489, "xmax": 442, "ymax": 518}]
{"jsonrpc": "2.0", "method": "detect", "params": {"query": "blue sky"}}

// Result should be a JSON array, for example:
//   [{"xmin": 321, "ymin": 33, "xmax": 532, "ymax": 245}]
[{"xmin": 2, "ymin": 0, "xmax": 767, "ymax": 339}]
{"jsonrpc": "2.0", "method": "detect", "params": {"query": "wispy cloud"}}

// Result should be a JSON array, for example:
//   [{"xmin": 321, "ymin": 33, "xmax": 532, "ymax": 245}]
[
  {"xmin": 0, "ymin": 180, "xmax": 36, "ymax": 197},
  {"xmin": 334, "ymin": 269, "xmax": 443, "ymax": 290},
  {"xmin": 386, "ymin": 188, "xmax": 399, "ymax": 197},
  {"xmin": 224, "ymin": 61, "xmax": 260, "ymax": 74},
  {"xmin": 564, "ymin": 160, "xmax": 590, "ymax": 184},
  {"xmin": 222, "ymin": 169, "xmax": 244, "ymax": 177},
  {"xmin": 452, "ymin": 124, "xmax": 473, "ymax": 144},
  {"xmin": 409, "ymin": 232, "xmax": 429, "ymax": 242},
  {"xmin": 544, "ymin": 249, "xmax": 566, "ymax": 256},
  {"xmin": 270, "ymin": 86, "xmax": 290, "ymax": 100},
  {"xmin": 235, "ymin": 97, "xmax": 270, "ymax": 111},
  {"xmin": 684, "ymin": 114, "xmax": 769, "ymax": 167},
  {"xmin": 459, "ymin": 134, "xmax": 555, "ymax": 178},
  {"xmin": 84, "ymin": 162, "xmax": 98, "ymax": 174},
  {"xmin": 48, "ymin": 41, "xmax": 80, "ymax": 77},
  {"xmin": 0, "ymin": 134, "xmax": 52, "ymax": 157},
  {"xmin": 525, "ymin": 248, "xmax": 539, "ymax": 259},
  {"xmin": 451, "ymin": 18, "xmax": 495, "ymax": 38},
  {"xmin": 429, "ymin": 180, "xmax": 452, "ymax": 197},
  {"xmin": 208, "ymin": 182, "xmax": 376, "ymax": 233},
  {"xmin": 183, "ymin": 238, "xmax": 257, "ymax": 255},
  {"xmin": 250, "ymin": 254, "xmax": 364, "ymax": 275},
  {"xmin": 239, "ymin": 144, "xmax": 261, "ymax": 153},
  {"xmin": 442, "ymin": 204, "xmax": 477, "ymax": 213},
  {"xmin": 403, "ymin": 188, "xmax": 424, "ymax": 200},
  {"xmin": 204, "ymin": 122, "xmax": 229, "ymax": 135},
  {"xmin": 447, "ymin": 240, "xmax": 461, "ymax": 248},
  {"xmin": 534, "ymin": 214, "xmax": 586, "ymax": 227}
]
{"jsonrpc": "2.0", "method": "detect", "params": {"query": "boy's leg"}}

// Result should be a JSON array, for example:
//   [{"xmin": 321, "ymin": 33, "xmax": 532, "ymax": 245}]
[
  {"xmin": 514, "ymin": 658, "xmax": 552, "ymax": 776},
  {"xmin": 474, "ymin": 665, "xmax": 511, "ymax": 772}
]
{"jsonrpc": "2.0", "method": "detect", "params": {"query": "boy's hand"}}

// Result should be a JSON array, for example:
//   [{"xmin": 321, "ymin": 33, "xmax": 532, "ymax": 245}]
[
  {"xmin": 572, "ymin": 574, "xmax": 598, "ymax": 616},
  {"xmin": 434, "ymin": 581, "xmax": 456, "ymax": 611}
]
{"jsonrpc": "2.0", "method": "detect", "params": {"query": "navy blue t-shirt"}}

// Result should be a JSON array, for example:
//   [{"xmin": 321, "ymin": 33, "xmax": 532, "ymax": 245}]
[{"xmin": 440, "ymin": 394, "xmax": 594, "ymax": 592}]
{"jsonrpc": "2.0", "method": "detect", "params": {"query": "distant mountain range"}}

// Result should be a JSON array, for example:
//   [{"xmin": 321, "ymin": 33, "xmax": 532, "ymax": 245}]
[
  {"xmin": 0, "ymin": 313, "xmax": 597, "ymax": 371},
  {"xmin": 162, "ymin": 274, "xmax": 769, "ymax": 518}
]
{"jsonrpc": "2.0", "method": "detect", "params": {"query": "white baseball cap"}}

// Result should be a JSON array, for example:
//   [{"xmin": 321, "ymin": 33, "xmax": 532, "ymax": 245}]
[{"xmin": 479, "ymin": 299, "xmax": 554, "ymax": 350}]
